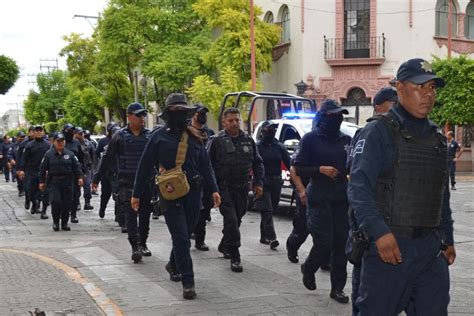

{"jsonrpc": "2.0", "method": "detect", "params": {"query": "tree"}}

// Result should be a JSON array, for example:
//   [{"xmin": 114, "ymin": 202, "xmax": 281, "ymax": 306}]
[
  {"xmin": 0, "ymin": 55, "xmax": 20, "ymax": 95},
  {"xmin": 430, "ymin": 55, "xmax": 474, "ymax": 126}
]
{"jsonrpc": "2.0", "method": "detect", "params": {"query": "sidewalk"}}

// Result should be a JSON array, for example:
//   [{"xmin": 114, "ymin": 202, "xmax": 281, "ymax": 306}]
[{"xmin": 0, "ymin": 178, "xmax": 472, "ymax": 315}]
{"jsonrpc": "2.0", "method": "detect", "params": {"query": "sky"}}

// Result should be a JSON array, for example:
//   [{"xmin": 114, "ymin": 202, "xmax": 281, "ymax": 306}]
[{"xmin": 0, "ymin": 0, "xmax": 107, "ymax": 115}]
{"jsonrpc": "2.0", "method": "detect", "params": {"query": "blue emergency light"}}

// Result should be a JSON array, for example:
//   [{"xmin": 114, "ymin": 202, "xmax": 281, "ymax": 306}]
[{"xmin": 281, "ymin": 111, "xmax": 316, "ymax": 119}]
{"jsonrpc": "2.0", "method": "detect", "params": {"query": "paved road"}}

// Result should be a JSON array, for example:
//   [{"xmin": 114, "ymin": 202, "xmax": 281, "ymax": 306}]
[{"xmin": 0, "ymin": 176, "xmax": 472, "ymax": 315}]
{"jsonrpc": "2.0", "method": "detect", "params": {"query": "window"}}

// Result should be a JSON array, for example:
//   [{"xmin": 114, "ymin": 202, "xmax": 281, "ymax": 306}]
[
  {"xmin": 264, "ymin": 11, "xmax": 274, "ymax": 24},
  {"xmin": 465, "ymin": 2, "xmax": 474, "ymax": 40},
  {"xmin": 344, "ymin": 0, "xmax": 370, "ymax": 58},
  {"xmin": 436, "ymin": 0, "xmax": 458, "ymax": 37},
  {"xmin": 280, "ymin": 124, "xmax": 300, "ymax": 143},
  {"xmin": 279, "ymin": 5, "xmax": 290, "ymax": 43}
]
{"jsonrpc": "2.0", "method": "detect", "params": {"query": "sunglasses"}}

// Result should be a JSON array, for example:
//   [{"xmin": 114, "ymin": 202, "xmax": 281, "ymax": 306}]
[{"xmin": 133, "ymin": 112, "xmax": 147, "ymax": 117}]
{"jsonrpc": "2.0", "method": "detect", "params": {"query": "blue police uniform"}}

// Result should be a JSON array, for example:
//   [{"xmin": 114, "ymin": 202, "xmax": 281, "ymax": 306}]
[
  {"xmin": 348, "ymin": 105, "xmax": 454, "ymax": 315},
  {"xmin": 94, "ymin": 124, "xmax": 152, "ymax": 259},
  {"xmin": 447, "ymin": 139, "xmax": 460, "ymax": 188},
  {"xmin": 255, "ymin": 133, "xmax": 291, "ymax": 246},
  {"xmin": 95, "ymin": 134, "xmax": 116, "ymax": 217},
  {"xmin": 64, "ymin": 137, "xmax": 84, "ymax": 221},
  {"xmin": 1, "ymin": 141, "xmax": 12, "ymax": 182},
  {"xmin": 17, "ymin": 136, "xmax": 34, "ymax": 207},
  {"xmin": 293, "ymin": 99, "xmax": 351, "ymax": 302},
  {"xmin": 7, "ymin": 141, "xmax": 22, "ymax": 193},
  {"xmin": 39, "ymin": 145, "xmax": 83, "ymax": 229},
  {"xmin": 133, "ymin": 125, "xmax": 218, "ymax": 288}
]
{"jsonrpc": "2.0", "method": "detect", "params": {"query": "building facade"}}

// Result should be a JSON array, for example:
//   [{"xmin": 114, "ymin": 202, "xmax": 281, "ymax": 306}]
[
  {"xmin": 257, "ymin": 0, "xmax": 474, "ymax": 126},
  {"xmin": 1, "ymin": 109, "xmax": 27, "ymax": 134}
]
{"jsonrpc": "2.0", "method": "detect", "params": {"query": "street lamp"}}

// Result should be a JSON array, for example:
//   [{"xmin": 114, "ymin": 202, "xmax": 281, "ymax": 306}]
[{"xmin": 295, "ymin": 80, "xmax": 308, "ymax": 96}]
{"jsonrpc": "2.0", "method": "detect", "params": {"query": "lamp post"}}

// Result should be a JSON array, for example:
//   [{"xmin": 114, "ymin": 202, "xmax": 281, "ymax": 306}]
[{"xmin": 295, "ymin": 80, "xmax": 308, "ymax": 96}]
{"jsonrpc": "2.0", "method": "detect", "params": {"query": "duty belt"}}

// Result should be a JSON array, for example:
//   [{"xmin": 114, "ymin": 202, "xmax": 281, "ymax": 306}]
[
  {"xmin": 218, "ymin": 180, "xmax": 248, "ymax": 189},
  {"xmin": 389, "ymin": 226, "xmax": 436, "ymax": 240}
]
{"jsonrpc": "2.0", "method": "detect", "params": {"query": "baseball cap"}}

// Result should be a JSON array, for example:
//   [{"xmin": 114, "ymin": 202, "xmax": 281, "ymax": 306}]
[
  {"xmin": 396, "ymin": 58, "xmax": 445, "ymax": 87},
  {"xmin": 127, "ymin": 102, "xmax": 147, "ymax": 115},
  {"xmin": 319, "ymin": 99, "xmax": 349, "ymax": 115},
  {"xmin": 195, "ymin": 103, "xmax": 209, "ymax": 113},
  {"xmin": 373, "ymin": 87, "xmax": 398, "ymax": 107},
  {"xmin": 74, "ymin": 127, "xmax": 84, "ymax": 133},
  {"xmin": 17, "ymin": 131, "xmax": 26, "ymax": 137},
  {"xmin": 53, "ymin": 132, "xmax": 65, "ymax": 140},
  {"xmin": 261, "ymin": 120, "xmax": 278, "ymax": 129},
  {"xmin": 34, "ymin": 125, "xmax": 44, "ymax": 131}
]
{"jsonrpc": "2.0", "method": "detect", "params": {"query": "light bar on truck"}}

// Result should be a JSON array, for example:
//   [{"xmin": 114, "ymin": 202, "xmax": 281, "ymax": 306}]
[{"xmin": 282, "ymin": 111, "xmax": 316, "ymax": 119}]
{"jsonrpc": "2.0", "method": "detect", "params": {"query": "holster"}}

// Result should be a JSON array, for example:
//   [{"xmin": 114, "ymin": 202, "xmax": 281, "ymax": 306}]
[{"xmin": 348, "ymin": 230, "xmax": 369, "ymax": 265}]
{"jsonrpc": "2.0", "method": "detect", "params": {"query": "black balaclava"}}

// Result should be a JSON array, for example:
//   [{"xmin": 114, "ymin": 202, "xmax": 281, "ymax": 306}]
[
  {"xmin": 63, "ymin": 128, "xmax": 74, "ymax": 142},
  {"xmin": 317, "ymin": 113, "xmax": 343, "ymax": 138},
  {"xmin": 261, "ymin": 127, "xmax": 276, "ymax": 143},
  {"xmin": 167, "ymin": 110, "xmax": 189, "ymax": 130},
  {"xmin": 196, "ymin": 112, "xmax": 207, "ymax": 125}
]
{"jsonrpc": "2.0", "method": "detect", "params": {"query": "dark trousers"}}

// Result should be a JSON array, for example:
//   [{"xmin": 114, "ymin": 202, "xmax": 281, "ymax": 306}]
[
  {"xmin": 4, "ymin": 160, "xmax": 10, "ymax": 181},
  {"xmin": 164, "ymin": 190, "xmax": 201, "ymax": 286},
  {"xmin": 448, "ymin": 160, "xmax": 456, "ymax": 186},
  {"xmin": 27, "ymin": 172, "xmax": 48, "ymax": 208},
  {"xmin": 49, "ymin": 180, "xmax": 73, "ymax": 226},
  {"xmin": 100, "ymin": 177, "xmax": 113, "ymax": 211},
  {"xmin": 17, "ymin": 174, "xmax": 24, "ymax": 194},
  {"xmin": 352, "ymin": 263, "xmax": 362, "ymax": 316},
  {"xmin": 118, "ymin": 184, "xmax": 152, "ymax": 245},
  {"xmin": 304, "ymin": 184, "xmax": 349, "ymax": 291},
  {"xmin": 356, "ymin": 232, "xmax": 449, "ymax": 316},
  {"xmin": 71, "ymin": 181, "xmax": 79, "ymax": 218},
  {"xmin": 286, "ymin": 192, "xmax": 310, "ymax": 253},
  {"xmin": 194, "ymin": 189, "xmax": 213, "ymax": 244},
  {"xmin": 255, "ymin": 178, "xmax": 282, "ymax": 241},
  {"xmin": 81, "ymin": 168, "xmax": 92, "ymax": 200},
  {"xmin": 219, "ymin": 186, "xmax": 248, "ymax": 259}
]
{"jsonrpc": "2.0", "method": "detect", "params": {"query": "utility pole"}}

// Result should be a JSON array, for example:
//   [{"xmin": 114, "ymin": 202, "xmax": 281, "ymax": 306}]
[
  {"xmin": 448, "ymin": 0, "xmax": 452, "ymax": 58},
  {"xmin": 250, "ymin": 0, "xmax": 257, "ymax": 91},
  {"xmin": 73, "ymin": 14, "xmax": 100, "ymax": 29},
  {"xmin": 39, "ymin": 59, "xmax": 58, "ymax": 73}
]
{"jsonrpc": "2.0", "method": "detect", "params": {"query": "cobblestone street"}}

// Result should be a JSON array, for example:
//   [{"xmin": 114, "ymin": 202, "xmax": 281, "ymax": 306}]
[{"xmin": 0, "ymin": 176, "xmax": 472, "ymax": 315}]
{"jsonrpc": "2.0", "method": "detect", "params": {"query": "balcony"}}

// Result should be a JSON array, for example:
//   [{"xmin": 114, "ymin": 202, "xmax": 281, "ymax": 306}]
[{"xmin": 324, "ymin": 35, "xmax": 386, "ymax": 66}]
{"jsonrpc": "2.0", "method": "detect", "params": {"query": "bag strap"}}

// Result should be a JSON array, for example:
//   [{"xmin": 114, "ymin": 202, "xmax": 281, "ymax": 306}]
[{"xmin": 175, "ymin": 131, "xmax": 188, "ymax": 167}]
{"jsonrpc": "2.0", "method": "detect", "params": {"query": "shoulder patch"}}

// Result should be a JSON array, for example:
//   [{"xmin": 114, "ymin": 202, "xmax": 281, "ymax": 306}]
[{"xmin": 353, "ymin": 139, "xmax": 366, "ymax": 156}]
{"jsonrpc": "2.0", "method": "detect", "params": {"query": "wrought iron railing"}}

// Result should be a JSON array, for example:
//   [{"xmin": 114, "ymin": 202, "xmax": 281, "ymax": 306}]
[{"xmin": 324, "ymin": 35, "xmax": 385, "ymax": 60}]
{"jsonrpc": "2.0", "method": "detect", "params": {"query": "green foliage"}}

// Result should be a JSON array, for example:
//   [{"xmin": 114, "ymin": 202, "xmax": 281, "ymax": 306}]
[
  {"xmin": 430, "ymin": 55, "xmax": 474, "ymax": 125},
  {"xmin": 0, "ymin": 55, "xmax": 20, "ymax": 95},
  {"xmin": 5, "ymin": 127, "xmax": 27, "ymax": 138},
  {"xmin": 44, "ymin": 121, "xmax": 60, "ymax": 134}
]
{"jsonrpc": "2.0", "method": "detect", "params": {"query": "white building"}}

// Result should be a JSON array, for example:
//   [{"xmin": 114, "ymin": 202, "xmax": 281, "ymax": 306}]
[
  {"xmin": 1, "ymin": 109, "xmax": 27, "ymax": 134},
  {"xmin": 257, "ymin": 0, "xmax": 474, "ymax": 125}
]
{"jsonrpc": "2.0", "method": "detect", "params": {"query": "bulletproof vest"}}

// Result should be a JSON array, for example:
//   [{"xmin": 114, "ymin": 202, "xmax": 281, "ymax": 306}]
[
  {"xmin": 80, "ymin": 140, "xmax": 93, "ymax": 167},
  {"xmin": 214, "ymin": 130, "xmax": 254, "ymax": 186},
  {"xmin": 117, "ymin": 127, "xmax": 150, "ymax": 178},
  {"xmin": 373, "ymin": 113, "xmax": 448, "ymax": 228}
]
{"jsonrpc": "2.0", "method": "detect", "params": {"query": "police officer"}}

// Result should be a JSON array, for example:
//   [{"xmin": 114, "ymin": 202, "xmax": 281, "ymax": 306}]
[
  {"xmin": 84, "ymin": 129, "xmax": 97, "ymax": 152},
  {"xmin": 207, "ymin": 107, "xmax": 264, "ymax": 273},
  {"xmin": 39, "ymin": 133, "xmax": 84, "ymax": 231},
  {"xmin": 190, "ymin": 104, "xmax": 215, "ymax": 251},
  {"xmin": 18, "ymin": 125, "xmax": 50, "ymax": 219},
  {"xmin": 346, "ymin": 86, "xmax": 397, "ymax": 316},
  {"xmin": 1, "ymin": 136, "xmax": 13, "ymax": 182},
  {"xmin": 93, "ymin": 103, "xmax": 152, "ymax": 263},
  {"xmin": 132, "ymin": 93, "xmax": 220, "ymax": 300},
  {"xmin": 8, "ymin": 132, "xmax": 26, "ymax": 196},
  {"xmin": 293, "ymin": 99, "xmax": 351, "ymax": 303},
  {"xmin": 62, "ymin": 123, "xmax": 85, "ymax": 223},
  {"xmin": 75, "ymin": 127, "xmax": 95, "ymax": 210},
  {"xmin": 348, "ymin": 58, "xmax": 456, "ymax": 315},
  {"xmin": 17, "ymin": 126, "xmax": 35, "ymax": 209},
  {"xmin": 446, "ymin": 131, "xmax": 463, "ymax": 190},
  {"xmin": 255, "ymin": 120, "xmax": 291, "ymax": 249},
  {"xmin": 95, "ymin": 122, "xmax": 117, "ymax": 218}
]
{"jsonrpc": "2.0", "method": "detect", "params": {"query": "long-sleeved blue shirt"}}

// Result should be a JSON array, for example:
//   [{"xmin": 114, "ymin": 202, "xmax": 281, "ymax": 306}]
[
  {"xmin": 133, "ymin": 126, "xmax": 219, "ymax": 198},
  {"xmin": 347, "ymin": 104, "xmax": 454, "ymax": 245}
]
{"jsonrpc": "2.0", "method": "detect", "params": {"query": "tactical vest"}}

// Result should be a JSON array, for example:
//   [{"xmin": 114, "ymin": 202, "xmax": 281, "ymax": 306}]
[
  {"xmin": 118, "ymin": 128, "xmax": 150, "ymax": 178},
  {"xmin": 80, "ymin": 140, "xmax": 93, "ymax": 167},
  {"xmin": 214, "ymin": 130, "xmax": 254, "ymax": 186},
  {"xmin": 373, "ymin": 113, "xmax": 448, "ymax": 228}
]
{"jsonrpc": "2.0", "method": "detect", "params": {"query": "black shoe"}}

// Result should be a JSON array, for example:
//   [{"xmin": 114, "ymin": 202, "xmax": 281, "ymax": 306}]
[
  {"xmin": 230, "ymin": 259, "xmax": 243, "ymax": 272},
  {"xmin": 25, "ymin": 200, "xmax": 30, "ymax": 210},
  {"xmin": 195, "ymin": 242, "xmax": 209, "ymax": 251},
  {"xmin": 288, "ymin": 254, "xmax": 299, "ymax": 263},
  {"xmin": 286, "ymin": 240, "xmax": 299, "ymax": 263},
  {"xmin": 52, "ymin": 224, "xmax": 60, "ymax": 231},
  {"xmin": 71, "ymin": 217, "xmax": 79, "ymax": 223},
  {"xmin": 91, "ymin": 191, "xmax": 98, "ymax": 196},
  {"xmin": 121, "ymin": 226, "xmax": 128, "ymax": 233},
  {"xmin": 205, "ymin": 213, "xmax": 211, "ymax": 222},
  {"xmin": 451, "ymin": 185, "xmax": 456, "ymax": 190},
  {"xmin": 218, "ymin": 244, "xmax": 231, "ymax": 259},
  {"xmin": 301, "ymin": 264, "xmax": 316, "ymax": 291},
  {"xmin": 190, "ymin": 233, "xmax": 195, "ymax": 240},
  {"xmin": 269, "ymin": 240, "xmax": 279, "ymax": 250},
  {"xmin": 152, "ymin": 214, "xmax": 159, "ymax": 220},
  {"xmin": 260, "ymin": 238, "xmax": 270, "ymax": 245},
  {"xmin": 99, "ymin": 208, "xmax": 105, "ymax": 218},
  {"xmin": 84, "ymin": 203, "xmax": 94, "ymax": 210},
  {"xmin": 165, "ymin": 262, "xmax": 182, "ymax": 282},
  {"xmin": 140, "ymin": 243, "xmax": 152, "ymax": 256},
  {"xmin": 183, "ymin": 285, "xmax": 196, "ymax": 300},
  {"xmin": 330, "ymin": 289, "xmax": 349, "ymax": 304},
  {"xmin": 30, "ymin": 203, "xmax": 38, "ymax": 214},
  {"xmin": 19, "ymin": 191, "xmax": 25, "ymax": 197},
  {"xmin": 320, "ymin": 264, "xmax": 331, "ymax": 272},
  {"xmin": 6, "ymin": 179, "xmax": 9, "ymax": 183},
  {"xmin": 61, "ymin": 225, "xmax": 71, "ymax": 231},
  {"xmin": 40, "ymin": 212, "xmax": 49, "ymax": 220}
]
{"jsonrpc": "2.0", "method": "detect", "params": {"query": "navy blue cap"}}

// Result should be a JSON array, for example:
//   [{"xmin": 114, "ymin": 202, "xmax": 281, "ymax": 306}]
[
  {"xmin": 63, "ymin": 123, "xmax": 74, "ymax": 130},
  {"xmin": 319, "ymin": 99, "xmax": 349, "ymax": 115},
  {"xmin": 373, "ymin": 87, "xmax": 398, "ymax": 107},
  {"xmin": 17, "ymin": 131, "xmax": 25, "ymax": 137},
  {"xmin": 53, "ymin": 132, "xmax": 65, "ymax": 140},
  {"xmin": 396, "ymin": 58, "xmax": 445, "ymax": 87},
  {"xmin": 195, "ymin": 103, "xmax": 209, "ymax": 113},
  {"xmin": 28, "ymin": 126, "xmax": 35, "ymax": 132},
  {"xmin": 34, "ymin": 125, "xmax": 44, "ymax": 130},
  {"xmin": 127, "ymin": 102, "xmax": 147, "ymax": 114},
  {"xmin": 261, "ymin": 120, "xmax": 278, "ymax": 129},
  {"xmin": 74, "ymin": 127, "xmax": 84, "ymax": 133}
]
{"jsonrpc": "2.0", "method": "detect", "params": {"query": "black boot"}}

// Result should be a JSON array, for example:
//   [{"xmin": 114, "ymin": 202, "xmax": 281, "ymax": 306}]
[
  {"xmin": 183, "ymin": 284, "xmax": 196, "ymax": 300},
  {"xmin": 301, "ymin": 263, "xmax": 316, "ymax": 291},
  {"xmin": 84, "ymin": 198, "xmax": 94, "ymax": 210},
  {"xmin": 24, "ymin": 199, "xmax": 30, "ymax": 210},
  {"xmin": 31, "ymin": 202, "xmax": 39, "ymax": 215},
  {"xmin": 52, "ymin": 223, "xmax": 60, "ymax": 231},
  {"xmin": 330, "ymin": 289, "xmax": 349, "ymax": 304},
  {"xmin": 131, "ymin": 243, "xmax": 142, "ymax": 263},
  {"xmin": 140, "ymin": 242, "xmax": 152, "ymax": 257},
  {"xmin": 40, "ymin": 210, "xmax": 48, "ymax": 220},
  {"xmin": 165, "ymin": 262, "xmax": 182, "ymax": 282}
]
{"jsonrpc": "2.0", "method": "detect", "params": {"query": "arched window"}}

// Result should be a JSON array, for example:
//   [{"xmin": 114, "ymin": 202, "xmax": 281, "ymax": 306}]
[
  {"xmin": 341, "ymin": 87, "xmax": 371, "ymax": 125},
  {"xmin": 279, "ymin": 5, "xmax": 290, "ymax": 43},
  {"xmin": 465, "ymin": 2, "xmax": 474, "ymax": 40},
  {"xmin": 264, "ymin": 11, "xmax": 274, "ymax": 24},
  {"xmin": 436, "ymin": 0, "xmax": 458, "ymax": 37}
]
